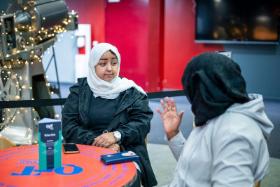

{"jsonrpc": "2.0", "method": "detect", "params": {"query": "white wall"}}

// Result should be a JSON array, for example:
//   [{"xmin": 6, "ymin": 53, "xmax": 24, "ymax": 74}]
[{"xmin": 42, "ymin": 31, "xmax": 77, "ymax": 83}]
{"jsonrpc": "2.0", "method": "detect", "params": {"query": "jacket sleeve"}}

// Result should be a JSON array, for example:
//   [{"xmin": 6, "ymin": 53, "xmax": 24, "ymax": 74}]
[
  {"xmin": 118, "ymin": 95, "xmax": 153, "ymax": 146},
  {"xmin": 62, "ymin": 84, "xmax": 97, "ymax": 145},
  {"xmin": 168, "ymin": 131, "xmax": 186, "ymax": 160}
]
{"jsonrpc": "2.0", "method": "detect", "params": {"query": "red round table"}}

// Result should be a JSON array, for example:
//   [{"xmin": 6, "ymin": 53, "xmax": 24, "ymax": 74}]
[{"xmin": 0, "ymin": 144, "xmax": 137, "ymax": 187}]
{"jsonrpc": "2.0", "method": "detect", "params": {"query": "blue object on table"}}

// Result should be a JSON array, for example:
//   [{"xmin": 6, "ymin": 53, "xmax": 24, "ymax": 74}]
[{"xmin": 101, "ymin": 151, "xmax": 140, "ymax": 165}]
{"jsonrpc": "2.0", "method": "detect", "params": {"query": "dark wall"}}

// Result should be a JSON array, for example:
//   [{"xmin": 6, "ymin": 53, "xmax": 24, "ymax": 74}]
[
  {"xmin": 163, "ymin": 0, "xmax": 280, "ymax": 99},
  {"xmin": 226, "ymin": 45, "xmax": 280, "ymax": 99},
  {"xmin": 0, "ymin": 0, "xmax": 11, "ymax": 11}
]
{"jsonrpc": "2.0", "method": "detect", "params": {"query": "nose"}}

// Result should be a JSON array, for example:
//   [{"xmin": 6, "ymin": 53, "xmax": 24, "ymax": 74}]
[{"xmin": 106, "ymin": 63, "xmax": 112, "ymax": 71}]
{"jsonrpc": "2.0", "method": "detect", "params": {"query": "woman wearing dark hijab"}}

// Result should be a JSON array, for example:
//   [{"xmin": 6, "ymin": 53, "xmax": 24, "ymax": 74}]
[{"xmin": 157, "ymin": 53, "xmax": 274, "ymax": 187}]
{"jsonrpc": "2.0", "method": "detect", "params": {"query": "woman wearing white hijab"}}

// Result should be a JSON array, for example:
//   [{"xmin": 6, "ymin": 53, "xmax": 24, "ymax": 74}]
[{"xmin": 62, "ymin": 43, "xmax": 157, "ymax": 187}]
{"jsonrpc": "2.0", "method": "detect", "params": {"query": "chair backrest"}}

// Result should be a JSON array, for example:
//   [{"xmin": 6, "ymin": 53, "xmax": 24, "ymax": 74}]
[
  {"xmin": 255, "ymin": 181, "xmax": 261, "ymax": 187},
  {"xmin": 0, "ymin": 136, "xmax": 16, "ymax": 150}
]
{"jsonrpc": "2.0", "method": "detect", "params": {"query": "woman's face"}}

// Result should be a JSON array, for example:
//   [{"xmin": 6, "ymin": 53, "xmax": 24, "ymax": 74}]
[{"xmin": 95, "ymin": 51, "xmax": 119, "ymax": 82}]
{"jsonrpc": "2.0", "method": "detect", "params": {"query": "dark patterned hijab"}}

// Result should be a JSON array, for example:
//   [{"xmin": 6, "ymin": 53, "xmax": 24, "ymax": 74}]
[{"xmin": 182, "ymin": 52, "xmax": 250, "ymax": 126}]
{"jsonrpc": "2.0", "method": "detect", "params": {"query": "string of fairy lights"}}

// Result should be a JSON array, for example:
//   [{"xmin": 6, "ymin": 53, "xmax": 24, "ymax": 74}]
[{"xmin": 0, "ymin": 0, "xmax": 77, "ymax": 136}]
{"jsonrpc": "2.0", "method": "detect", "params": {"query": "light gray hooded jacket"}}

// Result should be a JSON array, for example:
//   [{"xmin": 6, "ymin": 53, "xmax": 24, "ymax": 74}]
[{"xmin": 166, "ymin": 94, "xmax": 274, "ymax": 187}]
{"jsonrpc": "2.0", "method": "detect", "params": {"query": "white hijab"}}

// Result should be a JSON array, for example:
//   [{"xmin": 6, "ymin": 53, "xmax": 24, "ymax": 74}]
[{"xmin": 87, "ymin": 43, "xmax": 146, "ymax": 99}]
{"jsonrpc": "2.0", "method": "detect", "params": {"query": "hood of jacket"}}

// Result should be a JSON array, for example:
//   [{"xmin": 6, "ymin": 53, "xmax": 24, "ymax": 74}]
[{"xmin": 227, "ymin": 93, "xmax": 274, "ymax": 139}]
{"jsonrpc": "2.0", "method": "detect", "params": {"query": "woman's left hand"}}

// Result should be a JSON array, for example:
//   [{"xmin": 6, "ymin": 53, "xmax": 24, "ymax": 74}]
[{"xmin": 92, "ymin": 132, "xmax": 116, "ymax": 147}]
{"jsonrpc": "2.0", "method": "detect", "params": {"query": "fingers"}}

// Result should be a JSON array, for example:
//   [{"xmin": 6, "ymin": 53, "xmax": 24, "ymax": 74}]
[
  {"xmin": 93, "ymin": 136, "xmax": 108, "ymax": 147},
  {"xmin": 160, "ymin": 97, "xmax": 170, "ymax": 111},
  {"xmin": 160, "ymin": 99, "xmax": 165, "ymax": 110},
  {"xmin": 167, "ymin": 98, "xmax": 176, "ymax": 111},
  {"xmin": 108, "ymin": 144, "xmax": 120, "ymax": 152},
  {"xmin": 159, "ymin": 97, "xmax": 177, "ymax": 112},
  {"xmin": 93, "ymin": 132, "xmax": 115, "ymax": 147},
  {"xmin": 156, "ymin": 108, "xmax": 162, "ymax": 115},
  {"xmin": 157, "ymin": 97, "xmax": 180, "ymax": 120}
]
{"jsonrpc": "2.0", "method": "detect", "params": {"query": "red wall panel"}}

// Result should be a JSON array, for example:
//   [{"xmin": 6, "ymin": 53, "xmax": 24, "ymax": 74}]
[
  {"xmin": 66, "ymin": 0, "xmax": 223, "ymax": 91},
  {"xmin": 163, "ymin": 0, "xmax": 223, "ymax": 89},
  {"xmin": 105, "ymin": 0, "xmax": 150, "ymax": 90},
  {"xmin": 66, "ymin": 0, "xmax": 105, "ymax": 43},
  {"xmin": 147, "ymin": 0, "xmax": 165, "ymax": 91}
]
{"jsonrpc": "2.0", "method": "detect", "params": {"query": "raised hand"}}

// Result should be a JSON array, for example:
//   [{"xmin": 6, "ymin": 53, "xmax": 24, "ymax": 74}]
[{"xmin": 157, "ymin": 97, "xmax": 184, "ymax": 140}]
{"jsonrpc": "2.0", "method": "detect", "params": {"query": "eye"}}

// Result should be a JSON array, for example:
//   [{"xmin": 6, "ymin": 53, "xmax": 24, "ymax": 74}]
[
  {"xmin": 98, "ymin": 62, "xmax": 106, "ymax": 67},
  {"xmin": 111, "ymin": 61, "xmax": 118, "ymax": 66}
]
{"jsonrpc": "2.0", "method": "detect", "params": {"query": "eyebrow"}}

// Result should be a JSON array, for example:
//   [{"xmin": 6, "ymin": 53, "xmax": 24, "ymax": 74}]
[{"xmin": 100, "ymin": 57, "xmax": 117, "ymax": 60}]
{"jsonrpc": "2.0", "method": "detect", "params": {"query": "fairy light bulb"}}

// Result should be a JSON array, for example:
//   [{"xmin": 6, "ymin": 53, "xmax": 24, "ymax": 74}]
[{"xmin": 55, "ymin": 114, "xmax": 60, "ymax": 119}]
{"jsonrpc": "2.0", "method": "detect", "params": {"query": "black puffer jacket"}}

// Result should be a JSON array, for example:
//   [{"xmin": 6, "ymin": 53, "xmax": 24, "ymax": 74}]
[{"xmin": 62, "ymin": 78, "xmax": 157, "ymax": 187}]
